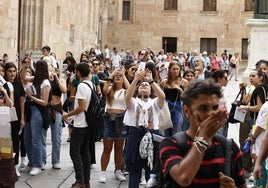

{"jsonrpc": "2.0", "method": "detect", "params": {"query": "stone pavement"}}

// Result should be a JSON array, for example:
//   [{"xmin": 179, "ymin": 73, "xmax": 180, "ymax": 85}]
[{"xmin": 15, "ymin": 75, "xmax": 253, "ymax": 188}]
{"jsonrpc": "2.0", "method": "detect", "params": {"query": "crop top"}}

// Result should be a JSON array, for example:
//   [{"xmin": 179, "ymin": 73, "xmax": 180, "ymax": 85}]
[
  {"xmin": 50, "ymin": 79, "xmax": 62, "ymax": 97},
  {"xmin": 105, "ymin": 88, "xmax": 126, "ymax": 111}
]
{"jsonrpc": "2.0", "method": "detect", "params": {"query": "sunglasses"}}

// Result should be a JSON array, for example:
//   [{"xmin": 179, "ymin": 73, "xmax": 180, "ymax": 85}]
[
  {"xmin": 131, "ymin": 68, "xmax": 137, "ymax": 72},
  {"xmin": 224, "ymin": 77, "xmax": 228, "ymax": 80},
  {"xmin": 137, "ymin": 95, "xmax": 149, "ymax": 99},
  {"xmin": 92, "ymin": 63, "xmax": 99, "ymax": 66},
  {"xmin": 140, "ymin": 82, "xmax": 150, "ymax": 87}
]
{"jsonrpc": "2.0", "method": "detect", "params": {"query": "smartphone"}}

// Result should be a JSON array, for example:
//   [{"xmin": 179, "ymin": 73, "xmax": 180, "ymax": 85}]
[
  {"xmin": 62, "ymin": 64, "xmax": 68, "ymax": 72},
  {"xmin": 114, "ymin": 64, "xmax": 120, "ymax": 70},
  {"xmin": 138, "ymin": 62, "xmax": 146, "ymax": 71}
]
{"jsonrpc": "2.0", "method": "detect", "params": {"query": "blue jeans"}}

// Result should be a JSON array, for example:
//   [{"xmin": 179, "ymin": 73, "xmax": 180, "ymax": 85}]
[
  {"xmin": 164, "ymin": 100, "xmax": 187, "ymax": 136},
  {"xmin": 43, "ymin": 111, "xmax": 62, "ymax": 165},
  {"xmin": 24, "ymin": 105, "xmax": 44, "ymax": 168},
  {"xmin": 125, "ymin": 126, "xmax": 160, "ymax": 188}
]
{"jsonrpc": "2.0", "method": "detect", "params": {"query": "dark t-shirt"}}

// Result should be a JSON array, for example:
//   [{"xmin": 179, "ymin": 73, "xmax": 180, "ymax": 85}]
[
  {"xmin": 250, "ymin": 84, "xmax": 268, "ymax": 120},
  {"xmin": 12, "ymin": 81, "xmax": 25, "ymax": 120}
]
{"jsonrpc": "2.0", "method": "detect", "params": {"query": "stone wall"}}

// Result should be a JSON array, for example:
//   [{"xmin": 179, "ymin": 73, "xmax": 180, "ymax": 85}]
[{"xmin": 0, "ymin": 0, "xmax": 102, "ymax": 64}]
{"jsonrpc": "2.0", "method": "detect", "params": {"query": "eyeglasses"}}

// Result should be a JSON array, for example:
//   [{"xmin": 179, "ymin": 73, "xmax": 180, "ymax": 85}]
[
  {"xmin": 131, "ymin": 68, "xmax": 137, "ymax": 72},
  {"xmin": 140, "ymin": 82, "xmax": 150, "ymax": 87},
  {"xmin": 92, "ymin": 63, "xmax": 99, "ymax": 66},
  {"xmin": 137, "ymin": 95, "xmax": 149, "ymax": 99}
]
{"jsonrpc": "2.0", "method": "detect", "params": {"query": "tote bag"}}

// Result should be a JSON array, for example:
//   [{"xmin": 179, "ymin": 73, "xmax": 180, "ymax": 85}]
[
  {"xmin": 228, "ymin": 87, "xmax": 245, "ymax": 123},
  {"xmin": 158, "ymin": 101, "xmax": 173, "ymax": 130}
]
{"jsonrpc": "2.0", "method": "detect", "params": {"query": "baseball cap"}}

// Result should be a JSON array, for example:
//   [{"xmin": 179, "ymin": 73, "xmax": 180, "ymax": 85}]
[{"xmin": 203, "ymin": 51, "xmax": 207, "ymax": 55}]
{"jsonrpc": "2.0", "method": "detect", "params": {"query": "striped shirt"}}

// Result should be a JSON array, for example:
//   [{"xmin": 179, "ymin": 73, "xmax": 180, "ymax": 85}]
[{"xmin": 159, "ymin": 133, "xmax": 245, "ymax": 188}]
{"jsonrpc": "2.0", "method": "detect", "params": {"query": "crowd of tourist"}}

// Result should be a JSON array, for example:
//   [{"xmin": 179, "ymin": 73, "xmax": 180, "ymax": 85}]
[{"xmin": 1, "ymin": 44, "xmax": 268, "ymax": 188}]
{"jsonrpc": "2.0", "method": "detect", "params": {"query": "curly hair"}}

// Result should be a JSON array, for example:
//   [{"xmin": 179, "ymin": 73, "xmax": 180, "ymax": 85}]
[{"xmin": 181, "ymin": 79, "xmax": 222, "ymax": 107}]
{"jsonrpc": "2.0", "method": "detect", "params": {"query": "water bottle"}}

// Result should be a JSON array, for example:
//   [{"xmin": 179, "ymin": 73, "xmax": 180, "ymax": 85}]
[
  {"xmin": 242, "ymin": 140, "xmax": 251, "ymax": 154},
  {"xmin": 146, "ymin": 173, "xmax": 158, "ymax": 188}
]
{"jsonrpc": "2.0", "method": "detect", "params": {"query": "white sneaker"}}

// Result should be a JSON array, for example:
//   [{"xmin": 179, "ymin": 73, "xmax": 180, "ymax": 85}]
[
  {"xmin": 249, "ymin": 174, "xmax": 254, "ymax": 182},
  {"xmin": 20, "ymin": 166, "xmax": 32, "ymax": 173},
  {"xmin": 115, "ymin": 171, "xmax": 127, "ymax": 181},
  {"xmin": 52, "ymin": 163, "xmax": 61, "ymax": 170},
  {"xmin": 15, "ymin": 165, "xmax": 21, "ymax": 177},
  {"xmin": 99, "ymin": 173, "xmax": 106, "ymax": 183},
  {"xmin": 29, "ymin": 167, "xmax": 41, "ymax": 176},
  {"xmin": 20, "ymin": 157, "xmax": 27, "ymax": 168},
  {"xmin": 41, "ymin": 165, "xmax": 45, "ymax": 170},
  {"xmin": 140, "ymin": 179, "xmax": 146, "ymax": 185}
]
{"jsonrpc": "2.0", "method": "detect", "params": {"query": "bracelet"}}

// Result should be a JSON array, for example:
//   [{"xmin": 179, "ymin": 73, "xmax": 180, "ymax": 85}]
[
  {"xmin": 194, "ymin": 142, "xmax": 205, "ymax": 154},
  {"xmin": 249, "ymin": 133, "xmax": 256, "ymax": 140},
  {"xmin": 194, "ymin": 136, "xmax": 209, "ymax": 148},
  {"xmin": 149, "ymin": 80, "xmax": 154, "ymax": 85}
]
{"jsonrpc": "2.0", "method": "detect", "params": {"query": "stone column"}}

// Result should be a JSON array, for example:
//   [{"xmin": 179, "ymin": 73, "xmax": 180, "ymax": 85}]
[{"xmin": 243, "ymin": 19, "xmax": 268, "ymax": 83}]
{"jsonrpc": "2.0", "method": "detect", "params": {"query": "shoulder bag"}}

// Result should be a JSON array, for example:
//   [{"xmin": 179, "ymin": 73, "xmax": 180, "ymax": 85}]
[{"xmin": 228, "ymin": 87, "xmax": 245, "ymax": 123}]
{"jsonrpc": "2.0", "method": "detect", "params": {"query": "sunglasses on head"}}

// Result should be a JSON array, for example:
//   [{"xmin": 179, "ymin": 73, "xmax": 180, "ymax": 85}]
[
  {"xmin": 114, "ymin": 74, "xmax": 122, "ymax": 78},
  {"xmin": 137, "ymin": 95, "xmax": 149, "ymax": 99},
  {"xmin": 140, "ymin": 82, "xmax": 150, "ymax": 87}
]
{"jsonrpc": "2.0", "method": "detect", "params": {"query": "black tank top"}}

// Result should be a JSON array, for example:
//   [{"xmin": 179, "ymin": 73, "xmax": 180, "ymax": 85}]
[
  {"xmin": 164, "ymin": 87, "xmax": 180, "ymax": 102},
  {"xmin": 50, "ymin": 79, "xmax": 61, "ymax": 97}
]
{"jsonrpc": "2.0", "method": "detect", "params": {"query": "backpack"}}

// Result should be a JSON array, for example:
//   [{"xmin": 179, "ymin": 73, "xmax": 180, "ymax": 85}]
[
  {"xmin": 82, "ymin": 82, "xmax": 105, "ymax": 141},
  {"xmin": 155, "ymin": 132, "xmax": 233, "ymax": 188}
]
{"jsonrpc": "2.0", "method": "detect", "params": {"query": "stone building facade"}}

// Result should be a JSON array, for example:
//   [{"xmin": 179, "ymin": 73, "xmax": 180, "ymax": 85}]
[
  {"xmin": 0, "ymin": 0, "xmax": 103, "ymax": 63},
  {"xmin": 0, "ymin": 0, "xmax": 254, "ymax": 63},
  {"xmin": 101, "ymin": 0, "xmax": 254, "ymax": 61}
]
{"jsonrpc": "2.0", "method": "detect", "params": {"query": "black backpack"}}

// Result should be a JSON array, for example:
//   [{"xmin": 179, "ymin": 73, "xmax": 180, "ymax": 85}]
[{"xmin": 82, "ymin": 82, "xmax": 105, "ymax": 141}]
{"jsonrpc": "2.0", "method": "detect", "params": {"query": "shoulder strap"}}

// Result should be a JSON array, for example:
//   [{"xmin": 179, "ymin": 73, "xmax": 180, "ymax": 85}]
[
  {"xmin": 225, "ymin": 138, "xmax": 233, "ymax": 176},
  {"xmin": 215, "ymin": 134, "xmax": 233, "ymax": 176},
  {"xmin": 82, "ymin": 81, "xmax": 95, "ymax": 92}
]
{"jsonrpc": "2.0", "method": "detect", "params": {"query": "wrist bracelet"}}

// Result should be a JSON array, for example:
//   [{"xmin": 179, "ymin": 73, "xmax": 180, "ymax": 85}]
[
  {"xmin": 249, "ymin": 133, "xmax": 256, "ymax": 140},
  {"xmin": 194, "ymin": 136, "xmax": 209, "ymax": 148}
]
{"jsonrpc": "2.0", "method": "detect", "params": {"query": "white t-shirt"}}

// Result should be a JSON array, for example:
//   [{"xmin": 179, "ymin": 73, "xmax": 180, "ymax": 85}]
[
  {"xmin": 253, "ymin": 101, "xmax": 268, "ymax": 155},
  {"xmin": 6, "ymin": 82, "xmax": 14, "ymax": 92},
  {"xmin": 41, "ymin": 79, "xmax": 51, "ymax": 91},
  {"xmin": 123, "ymin": 97, "xmax": 161, "ymax": 130},
  {"xmin": 50, "ymin": 55, "xmax": 58, "ymax": 68},
  {"xmin": 73, "ymin": 81, "xmax": 92, "ymax": 128},
  {"xmin": 252, "ymin": 101, "xmax": 268, "ymax": 169},
  {"xmin": 104, "ymin": 48, "xmax": 110, "ymax": 59}
]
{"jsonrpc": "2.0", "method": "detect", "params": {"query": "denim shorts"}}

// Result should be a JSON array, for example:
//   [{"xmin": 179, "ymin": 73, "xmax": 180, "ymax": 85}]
[{"xmin": 103, "ymin": 116, "xmax": 125, "ymax": 139}]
